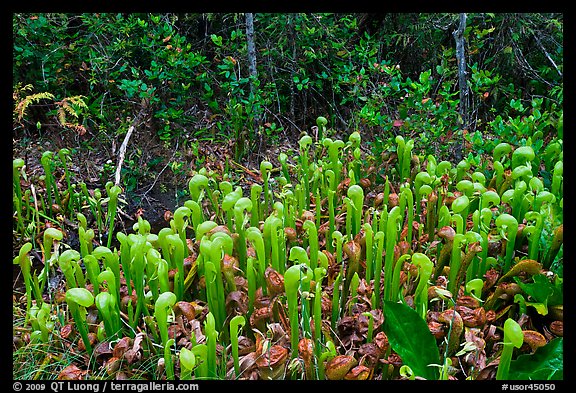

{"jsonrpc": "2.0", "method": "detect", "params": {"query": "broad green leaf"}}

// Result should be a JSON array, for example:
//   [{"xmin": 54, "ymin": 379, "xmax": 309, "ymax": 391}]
[
  {"xmin": 383, "ymin": 301, "xmax": 440, "ymax": 380},
  {"xmin": 515, "ymin": 274, "xmax": 563, "ymax": 308},
  {"xmin": 509, "ymin": 338, "xmax": 563, "ymax": 380},
  {"xmin": 524, "ymin": 300, "xmax": 549, "ymax": 316}
]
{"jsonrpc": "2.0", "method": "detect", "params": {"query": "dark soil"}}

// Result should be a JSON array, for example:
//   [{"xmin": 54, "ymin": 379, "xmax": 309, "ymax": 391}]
[{"xmin": 12, "ymin": 117, "xmax": 304, "ymax": 255}]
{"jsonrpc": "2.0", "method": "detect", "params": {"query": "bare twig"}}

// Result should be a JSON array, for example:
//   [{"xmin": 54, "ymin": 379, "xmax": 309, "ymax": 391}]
[
  {"xmin": 114, "ymin": 109, "xmax": 147, "ymax": 187},
  {"xmin": 533, "ymin": 33, "xmax": 562, "ymax": 78},
  {"xmin": 139, "ymin": 139, "xmax": 179, "ymax": 198}
]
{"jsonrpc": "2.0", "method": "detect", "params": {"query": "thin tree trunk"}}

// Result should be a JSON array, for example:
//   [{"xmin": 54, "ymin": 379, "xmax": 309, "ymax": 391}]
[
  {"xmin": 245, "ymin": 13, "xmax": 258, "ymax": 118},
  {"xmin": 287, "ymin": 14, "xmax": 296, "ymax": 130},
  {"xmin": 246, "ymin": 13, "xmax": 258, "ymax": 92},
  {"xmin": 453, "ymin": 13, "xmax": 468, "ymax": 162},
  {"xmin": 245, "ymin": 12, "xmax": 261, "ymax": 151}
]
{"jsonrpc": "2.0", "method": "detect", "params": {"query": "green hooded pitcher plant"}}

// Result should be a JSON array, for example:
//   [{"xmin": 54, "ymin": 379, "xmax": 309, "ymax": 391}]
[
  {"xmin": 250, "ymin": 184, "xmax": 263, "ymax": 227},
  {"xmin": 92, "ymin": 246, "xmax": 121, "ymax": 301},
  {"xmin": 343, "ymin": 196, "xmax": 354, "ymax": 240},
  {"xmin": 551, "ymin": 160, "xmax": 563, "ymax": 199},
  {"xmin": 426, "ymin": 154, "xmax": 437, "ymax": 177},
  {"xmin": 58, "ymin": 249, "xmax": 82, "ymax": 289},
  {"xmin": 188, "ymin": 173, "xmax": 209, "ymax": 205},
  {"xmin": 204, "ymin": 311, "xmax": 219, "ymax": 379},
  {"xmin": 384, "ymin": 206, "xmax": 402, "ymax": 302},
  {"xmin": 502, "ymin": 177, "xmax": 528, "ymax": 222},
  {"xmin": 322, "ymin": 137, "xmax": 345, "ymax": 189},
  {"xmin": 331, "ymin": 271, "xmax": 342, "ymax": 331},
  {"xmin": 303, "ymin": 220, "xmax": 319, "ymax": 270},
  {"xmin": 163, "ymin": 338, "xmax": 176, "ymax": 380},
  {"xmin": 363, "ymin": 222, "xmax": 374, "ymax": 282},
  {"xmin": 347, "ymin": 131, "xmax": 362, "ymax": 183},
  {"xmin": 190, "ymin": 344, "xmax": 209, "ymax": 379},
  {"xmin": 451, "ymin": 195, "xmax": 469, "ymax": 234},
  {"xmin": 278, "ymin": 152, "xmax": 291, "ymax": 182},
  {"xmin": 288, "ymin": 246, "xmax": 313, "ymax": 339},
  {"xmin": 179, "ymin": 346, "xmax": 196, "ymax": 380},
  {"xmin": 129, "ymin": 235, "xmax": 151, "ymax": 327},
  {"xmin": 465, "ymin": 278, "xmax": 485, "ymax": 302},
  {"xmin": 264, "ymin": 215, "xmax": 285, "ymax": 273},
  {"xmin": 372, "ymin": 230, "xmax": 385, "ymax": 309},
  {"xmin": 495, "ymin": 318, "xmax": 524, "ymax": 380},
  {"xmin": 284, "ymin": 261, "xmax": 313, "ymax": 358},
  {"xmin": 172, "ymin": 206, "xmax": 191, "ymax": 252},
  {"xmin": 13, "ymin": 242, "xmax": 39, "ymax": 324},
  {"xmin": 543, "ymin": 139, "xmax": 562, "ymax": 173},
  {"xmin": 205, "ymin": 232, "xmax": 233, "ymax": 330},
  {"xmin": 260, "ymin": 161, "xmax": 274, "ymax": 216},
  {"xmin": 203, "ymin": 259, "xmax": 225, "ymax": 332},
  {"xmin": 95, "ymin": 289, "xmax": 121, "ymax": 339},
  {"xmin": 411, "ymin": 253, "xmax": 434, "ymax": 320},
  {"xmin": 246, "ymin": 226, "xmax": 267, "ymax": 295},
  {"xmin": 57, "ymin": 148, "xmax": 74, "ymax": 214},
  {"xmin": 40, "ymin": 150, "xmax": 60, "ymax": 214},
  {"xmin": 523, "ymin": 211, "xmax": 544, "ymax": 261},
  {"xmin": 104, "ymin": 183, "xmax": 122, "ymax": 249},
  {"xmin": 31, "ymin": 302, "xmax": 53, "ymax": 343},
  {"xmin": 362, "ymin": 311, "xmax": 375, "ymax": 343},
  {"xmin": 78, "ymin": 223, "xmax": 95, "ymax": 259},
  {"xmin": 316, "ymin": 116, "xmax": 328, "ymax": 141},
  {"xmin": 13, "ymin": 158, "xmax": 26, "ymax": 235},
  {"xmin": 543, "ymin": 223, "xmax": 563, "ymax": 270},
  {"xmin": 511, "ymin": 145, "xmax": 535, "ymax": 170},
  {"xmin": 191, "ymin": 221, "xmax": 216, "ymax": 281},
  {"xmin": 39, "ymin": 227, "xmax": 63, "ymax": 296},
  {"xmin": 446, "ymin": 233, "xmax": 467, "ymax": 296},
  {"xmin": 154, "ymin": 291, "xmax": 177, "ymax": 350},
  {"xmin": 341, "ymin": 239, "xmax": 361, "ymax": 314},
  {"xmin": 390, "ymin": 253, "xmax": 412, "ymax": 303},
  {"xmin": 144, "ymin": 247, "xmax": 162, "ymax": 301},
  {"xmin": 455, "ymin": 159, "xmax": 471, "ymax": 183},
  {"xmin": 246, "ymin": 256, "xmax": 257, "ymax": 314},
  {"xmin": 221, "ymin": 186, "xmax": 242, "ymax": 232},
  {"xmin": 165, "ymin": 234, "xmax": 185, "ymax": 300},
  {"xmin": 493, "ymin": 142, "xmax": 512, "ymax": 167},
  {"xmin": 65, "ymin": 287, "xmax": 95, "ymax": 355},
  {"xmin": 298, "ymin": 134, "xmax": 313, "ymax": 209},
  {"xmin": 347, "ymin": 184, "xmax": 364, "ymax": 238},
  {"xmin": 418, "ymin": 184, "xmax": 436, "ymax": 238},
  {"xmin": 399, "ymin": 183, "xmax": 414, "ymax": 244},
  {"xmin": 414, "ymin": 171, "xmax": 432, "ymax": 219},
  {"xmin": 496, "ymin": 213, "xmax": 519, "ymax": 271},
  {"xmin": 395, "ymin": 135, "xmax": 414, "ymax": 182},
  {"xmin": 313, "ymin": 266, "xmax": 327, "ymax": 357},
  {"xmin": 97, "ymin": 267, "xmax": 121, "ymax": 326},
  {"xmin": 183, "ymin": 200, "xmax": 204, "ymax": 239},
  {"xmin": 233, "ymin": 197, "xmax": 252, "ymax": 271},
  {"xmin": 230, "ymin": 315, "xmax": 246, "ymax": 378},
  {"xmin": 81, "ymin": 254, "xmax": 100, "ymax": 297},
  {"xmin": 454, "ymin": 232, "xmax": 483, "ymax": 296}
]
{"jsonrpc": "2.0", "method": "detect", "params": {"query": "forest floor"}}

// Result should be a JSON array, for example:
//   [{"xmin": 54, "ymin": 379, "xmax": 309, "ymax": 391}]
[{"xmin": 12, "ymin": 118, "xmax": 309, "ymax": 260}]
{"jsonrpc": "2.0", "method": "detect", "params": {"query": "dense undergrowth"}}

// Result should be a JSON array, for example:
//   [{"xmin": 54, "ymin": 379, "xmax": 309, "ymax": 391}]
[{"xmin": 12, "ymin": 129, "xmax": 563, "ymax": 380}]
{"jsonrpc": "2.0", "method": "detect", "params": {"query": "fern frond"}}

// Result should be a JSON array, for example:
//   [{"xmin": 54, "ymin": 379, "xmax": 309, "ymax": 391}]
[
  {"xmin": 14, "ymin": 92, "xmax": 56, "ymax": 123},
  {"xmin": 13, "ymin": 83, "xmax": 34, "ymax": 101},
  {"xmin": 62, "ymin": 122, "xmax": 87, "ymax": 136},
  {"xmin": 64, "ymin": 95, "xmax": 88, "ymax": 109},
  {"xmin": 57, "ymin": 105, "xmax": 67, "ymax": 125},
  {"xmin": 55, "ymin": 95, "xmax": 87, "ymax": 126}
]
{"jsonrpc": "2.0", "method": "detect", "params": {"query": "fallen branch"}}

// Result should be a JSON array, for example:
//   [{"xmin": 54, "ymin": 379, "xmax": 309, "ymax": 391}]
[
  {"xmin": 533, "ymin": 33, "xmax": 562, "ymax": 78},
  {"xmin": 114, "ymin": 110, "xmax": 147, "ymax": 187}
]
